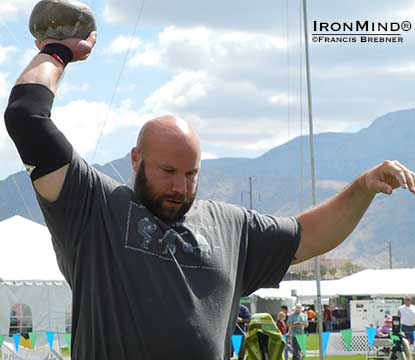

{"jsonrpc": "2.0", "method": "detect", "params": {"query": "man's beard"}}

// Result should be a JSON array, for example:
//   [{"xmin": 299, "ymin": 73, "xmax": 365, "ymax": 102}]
[{"xmin": 134, "ymin": 161, "xmax": 196, "ymax": 222}]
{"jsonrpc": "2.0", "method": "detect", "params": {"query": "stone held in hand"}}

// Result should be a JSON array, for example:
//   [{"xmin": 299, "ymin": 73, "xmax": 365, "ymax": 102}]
[{"xmin": 29, "ymin": 0, "xmax": 97, "ymax": 41}]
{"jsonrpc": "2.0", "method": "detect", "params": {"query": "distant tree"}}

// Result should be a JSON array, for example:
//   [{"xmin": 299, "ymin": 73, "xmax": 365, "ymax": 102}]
[
  {"xmin": 328, "ymin": 267, "xmax": 337, "ymax": 277},
  {"xmin": 342, "ymin": 261, "xmax": 355, "ymax": 275},
  {"xmin": 320, "ymin": 265, "xmax": 327, "ymax": 278},
  {"xmin": 298, "ymin": 270, "xmax": 309, "ymax": 280}
]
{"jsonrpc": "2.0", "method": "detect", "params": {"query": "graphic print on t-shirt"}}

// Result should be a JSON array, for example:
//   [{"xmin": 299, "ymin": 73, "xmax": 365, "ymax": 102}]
[
  {"xmin": 137, "ymin": 217, "xmax": 158, "ymax": 249},
  {"xmin": 124, "ymin": 201, "xmax": 221, "ymax": 269}
]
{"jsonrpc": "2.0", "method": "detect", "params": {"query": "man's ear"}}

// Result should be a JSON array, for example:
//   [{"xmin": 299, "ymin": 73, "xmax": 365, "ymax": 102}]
[{"xmin": 131, "ymin": 147, "xmax": 141, "ymax": 172}]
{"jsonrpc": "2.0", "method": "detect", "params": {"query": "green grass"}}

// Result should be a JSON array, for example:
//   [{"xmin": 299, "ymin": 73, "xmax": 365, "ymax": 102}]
[
  {"xmin": 306, "ymin": 357, "xmax": 365, "ymax": 360},
  {"xmin": 231, "ymin": 355, "xmax": 365, "ymax": 360},
  {"xmin": 307, "ymin": 334, "xmax": 319, "ymax": 350}
]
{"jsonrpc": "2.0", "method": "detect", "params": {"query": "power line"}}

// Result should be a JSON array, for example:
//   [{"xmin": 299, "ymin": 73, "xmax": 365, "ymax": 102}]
[
  {"xmin": 10, "ymin": 174, "xmax": 35, "ymax": 222},
  {"xmin": 109, "ymin": 161, "xmax": 126, "ymax": 183},
  {"xmin": 91, "ymin": 0, "xmax": 146, "ymax": 166}
]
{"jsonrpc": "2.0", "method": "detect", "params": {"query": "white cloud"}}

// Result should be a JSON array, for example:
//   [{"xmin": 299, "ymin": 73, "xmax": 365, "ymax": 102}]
[
  {"xmin": 142, "ymin": 71, "xmax": 210, "ymax": 113},
  {"xmin": 0, "ymin": 0, "xmax": 37, "ymax": 22},
  {"xmin": 0, "ymin": 72, "xmax": 10, "ymax": 99},
  {"xmin": 60, "ymin": 82, "xmax": 91, "ymax": 96},
  {"xmin": 20, "ymin": 48, "xmax": 38, "ymax": 67},
  {"xmin": 127, "ymin": 26, "xmax": 288, "ymax": 76},
  {"xmin": 386, "ymin": 63, "xmax": 415, "ymax": 74},
  {"xmin": 0, "ymin": 121, "xmax": 21, "ymax": 163},
  {"xmin": 103, "ymin": 0, "xmax": 405, "ymax": 34},
  {"xmin": 51, "ymin": 99, "xmax": 146, "ymax": 158},
  {"xmin": 103, "ymin": 35, "xmax": 142, "ymax": 55},
  {"xmin": 0, "ymin": 46, "xmax": 17, "ymax": 64},
  {"xmin": 201, "ymin": 152, "xmax": 218, "ymax": 160},
  {"xmin": 128, "ymin": 47, "xmax": 162, "ymax": 67}
]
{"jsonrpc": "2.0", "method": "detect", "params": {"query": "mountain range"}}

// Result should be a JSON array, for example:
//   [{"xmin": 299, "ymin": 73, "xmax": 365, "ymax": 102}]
[{"xmin": 1, "ymin": 109, "xmax": 415, "ymax": 267}]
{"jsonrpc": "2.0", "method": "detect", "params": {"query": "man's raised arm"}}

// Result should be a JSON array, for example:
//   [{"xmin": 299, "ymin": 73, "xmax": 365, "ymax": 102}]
[
  {"xmin": 294, "ymin": 160, "xmax": 415, "ymax": 263},
  {"xmin": 4, "ymin": 33, "xmax": 96, "ymax": 202}
]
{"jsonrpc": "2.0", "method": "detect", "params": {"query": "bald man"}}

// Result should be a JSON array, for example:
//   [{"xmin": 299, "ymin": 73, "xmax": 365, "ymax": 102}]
[{"xmin": 4, "ymin": 34, "xmax": 415, "ymax": 360}]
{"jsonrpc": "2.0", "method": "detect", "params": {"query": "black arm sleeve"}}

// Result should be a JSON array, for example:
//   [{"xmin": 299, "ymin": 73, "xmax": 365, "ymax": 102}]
[{"xmin": 4, "ymin": 83, "xmax": 73, "ymax": 181}]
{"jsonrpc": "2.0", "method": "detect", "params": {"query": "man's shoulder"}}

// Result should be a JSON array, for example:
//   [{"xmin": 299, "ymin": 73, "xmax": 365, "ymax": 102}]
[
  {"xmin": 71, "ymin": 151, "xmax": 125, "ymax": 193},
  {"xmin": 191, "ymin": 199, "xmax": 246, "ymax": 217}
]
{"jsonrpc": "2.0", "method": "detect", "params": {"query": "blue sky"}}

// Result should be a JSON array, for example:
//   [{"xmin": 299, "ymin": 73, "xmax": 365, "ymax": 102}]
[{"xmin": 1, "ymin": 0, "xmax": 415, "ymax": 180}]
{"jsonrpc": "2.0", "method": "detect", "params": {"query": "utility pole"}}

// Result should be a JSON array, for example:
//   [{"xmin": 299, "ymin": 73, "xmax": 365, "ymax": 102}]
[{"xmin": 302, "ymin": 0, "xmax": 324, "ymax": 359}]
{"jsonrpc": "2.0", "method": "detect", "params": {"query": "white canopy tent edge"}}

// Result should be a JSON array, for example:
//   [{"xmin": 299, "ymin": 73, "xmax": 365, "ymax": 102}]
[
  {"xmin": 0, "ymin": 216, "xmax": 70, "ymax": 337},
  {"xmin": 249, "ymin": 268, "xmax": 415, "ymax": 304}
]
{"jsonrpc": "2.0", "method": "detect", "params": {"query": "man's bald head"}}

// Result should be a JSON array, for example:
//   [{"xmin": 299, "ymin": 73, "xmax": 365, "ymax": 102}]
[
  {"xmin": 129, "ymin": 115, "xmax": 201, "ymax": 221},
  {"xmin": 136, "ymin": 115, "xmax": 200, "ymax": 160}
]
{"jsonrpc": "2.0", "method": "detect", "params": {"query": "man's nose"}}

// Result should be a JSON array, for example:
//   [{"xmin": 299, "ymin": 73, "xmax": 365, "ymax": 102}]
[{"xmin": 171, "ymin": 175, "xmax": 187, "ymax": 194}]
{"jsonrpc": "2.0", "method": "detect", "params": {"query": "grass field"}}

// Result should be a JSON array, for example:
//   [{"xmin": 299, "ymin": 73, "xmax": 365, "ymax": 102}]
[{"xmin": 306, "ymin": 357, "xmax": 365, "ymax": 360}]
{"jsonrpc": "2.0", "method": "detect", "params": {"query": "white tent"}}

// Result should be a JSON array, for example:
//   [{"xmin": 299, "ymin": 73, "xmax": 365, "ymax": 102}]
[
  {"xmin": 249, "ymin": 268, "xmax": 415, "ymax": 304},
  {"xmin": 332, "ymin": 268, "xmax": 415, "ymax": 297},
  {"xmin": 0, "ymin": 216, "xmax": 71, "ymax": 338},
  {"xmin": 0, "ymin": 215, "xmax": 64, "ymax": 281}
]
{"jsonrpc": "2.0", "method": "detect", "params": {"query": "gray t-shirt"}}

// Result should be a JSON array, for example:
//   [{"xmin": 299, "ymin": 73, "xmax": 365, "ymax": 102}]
[{"xmin": 37, "ymin": 151, "xmax": 301, "ymax": 360}]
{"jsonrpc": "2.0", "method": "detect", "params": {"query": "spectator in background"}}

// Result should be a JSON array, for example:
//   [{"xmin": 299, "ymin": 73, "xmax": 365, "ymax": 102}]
[
  {"xmin": 398, "ymin": 296, "xmax": 415, "ymax": 344},
  {"xmin": 234, "ymin": 304, "xmax": 251, "ymax": 335},
  {"xmin": 306, "ymin": 305, "xmax": 316, "ymax": 333},
  {"xmin": 277, "ymin": 311, "xmax": 291, "ymax": 360},
  {"xmin": 287, "ymin": 304, "xmax": 308, "ymax": 360},
  {"xmin": 323, "ymin": 304, "xmax": 333, "ymax": 332},
  {"xmin": 277, "ymin": 310, "xmax": 288, "ymax": 335},
  {"xmin": 307, "ymin": 306, "xmax": 315, "ymax": 321},
  {"xmin": 376, "ymin": 316, "xmax": 393, "ymax": 338},
  {"xmin": 233, "ymin": 304, "xmax": 251, "ymax": 359},
  {"xmin": 280, "ymin": 305, "xmax": 290, "ymax": 322}
]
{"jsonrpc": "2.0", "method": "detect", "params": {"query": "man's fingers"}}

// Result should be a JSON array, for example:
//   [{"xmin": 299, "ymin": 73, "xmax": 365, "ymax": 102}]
[
  {"xmin": 397, "ymin": 162, "xmax": 415, "ymax": 193},
  {"xmin": 393, "ymin": 167, "xmax": 408, "ymax": 189},
  {"xmin": 84, "ymin": 31, "xmax": 97, "ymax": 50},
  {"xmin": 389, "ymin": 160, "xmax": 415, "ymax": 194},
  {"xmin": 372, "ymin": 179, "xmax": 393, "ymax": 195}
]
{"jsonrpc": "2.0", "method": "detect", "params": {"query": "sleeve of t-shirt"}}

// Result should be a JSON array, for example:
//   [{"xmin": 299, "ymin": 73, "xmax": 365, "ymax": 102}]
[
  {"xmin": 242, "ymin": 210, "xmax": 301, "ymax": 296},
  {"xmin": 36, "ymin": 150, "xmax": 110, "ymax": 270}
]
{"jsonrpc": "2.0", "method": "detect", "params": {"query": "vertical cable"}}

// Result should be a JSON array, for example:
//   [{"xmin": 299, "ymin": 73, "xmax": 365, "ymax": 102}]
[{"xmin": 91, "ymin": 0, "xmax": 145, "ymax": 166}]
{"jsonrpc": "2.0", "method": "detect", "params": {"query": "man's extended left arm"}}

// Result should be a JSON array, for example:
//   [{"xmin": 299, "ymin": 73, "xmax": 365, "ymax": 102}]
[{"xmin": 294, "ymin": 160, "xmax": 415, "ymax": 263}]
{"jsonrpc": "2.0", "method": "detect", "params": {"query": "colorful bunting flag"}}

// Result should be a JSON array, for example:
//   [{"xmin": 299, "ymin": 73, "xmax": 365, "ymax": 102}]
[
  {"xmin": 322, "ymin": 332, "xmax": 330, "ymax": 356},
  {"xmin": 64, "ymin": 333, "xmax": 72, "ymax": 353},
  {"xmin": 366, "ymin": 327, "xmax": 376, "ymax": 348},
  {"xmin": 29, "ymin": 332, "xmax": 37, "ymax": 349},
  {"xmin": 340, "ymin": 329, "xmax": 353, "ymax": 351},
  {"xmin": 46, "ymin": 331, "xmax": 55, "ymax": 351},
  {"xmin": 295, "ymin": 334, "xmax": 307, "ymax": 356},
  {"xmin": 0, "ymin": 334, "xmax": 5, "ymax": 348},
  {"xmin": 13, "ymin": 333, "xmax": 21, "ymax": 352},
  {"xmin": 232, "ymin": 334, "xmax": 243, "ymax": 356}
]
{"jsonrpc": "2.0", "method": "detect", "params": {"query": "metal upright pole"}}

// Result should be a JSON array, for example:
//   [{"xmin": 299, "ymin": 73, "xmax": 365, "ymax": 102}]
[{"xmin": 301, "ymin": 0, "xmax": 324, "ymax": 359}]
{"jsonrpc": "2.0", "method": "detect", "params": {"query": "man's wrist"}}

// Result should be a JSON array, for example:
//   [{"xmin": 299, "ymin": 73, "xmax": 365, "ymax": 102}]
[
  {"xmin": 40, "ymin": 43, "xmax": 74, "ymax": 67},
  {"xmin": 356, "ymin": 173, "xmax": 377, "ymax": 198}
]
